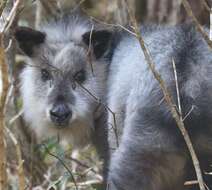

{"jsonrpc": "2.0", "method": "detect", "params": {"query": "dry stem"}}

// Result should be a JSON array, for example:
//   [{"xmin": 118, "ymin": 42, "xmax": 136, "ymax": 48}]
[
  {"xmin": 0, "ymin": 45, "xmax": 7, "ymax": 190},
  {"xmin": 78, "ymin": 83, "xmax": 119, "ymax": 147},
  {"xmin": 42, "ymin": 144, "xmax": 79, "ymax": 190},
  {"xmin": 182, "ymin": 0, "xmax": 212, "ymax": 49},
  {"xmin": 124, "ymin": 0, "xmax": 206, "ymax": 189},
  {"xmin": 0, "ymin": 0, "xmax": 23, "ymax": 189},
  {"xmin": 6, "ymin": 127, "xmax": 25, "ymax": 190},
  {"xmin": 0, "ymin": 0, "xmax": 7, "ymax": 16},
  {"xmin": 199, "ymin": 0, "xmax": 211, "ymax": 12}
]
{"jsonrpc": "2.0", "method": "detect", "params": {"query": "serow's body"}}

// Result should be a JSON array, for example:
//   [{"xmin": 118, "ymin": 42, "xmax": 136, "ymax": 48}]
[
  {"xmin": 107, "ymin": 25, "xmax": 212, "ymax": 190},
  {"xmin": 15, "ymin": 13, "xmax": 212, "ymax": 190}
]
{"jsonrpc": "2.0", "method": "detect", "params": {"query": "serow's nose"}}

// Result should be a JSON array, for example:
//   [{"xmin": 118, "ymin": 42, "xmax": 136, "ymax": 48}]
[{"xmin": 50, "ymin": 104, "xmax": 72, "ymax": 125}]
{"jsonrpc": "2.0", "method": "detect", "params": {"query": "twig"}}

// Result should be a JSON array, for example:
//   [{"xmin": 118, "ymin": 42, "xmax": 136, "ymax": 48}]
[
  {"xmin": 199, "ymin": 0, "xmax": 211, "ymax": 12},
  {"xmin": 210, "ymin": 7, "xmax": 212, "ymax": 40},
  {"xmin": 42, "ymin": 144, "xmax": 78, "ymax": 190},
  {"xmin": 87, "ymin": 23, "xmax": 94, "ymax": 75},
  {"xmin": 67, "ymin": 179, "xmax": 102, "ymax": 187},
  {"xmin": 71, "ymin": 0, "xmax": 87, "ymax": 12},
  {"xmin": 90, "ymin": 16, "xmax": 136, "ymax": 36},
  {"xmin": 172, "ymin": 58, "xmax": 182, "ymax": 117},
  {"xmin": 183, "ymin": 105, "xmax": 195, "ymax": 121},
  {"xmin": 182, "ymin": 0, "xmax": 212, "ymax": 49},
  {"xmin": 1, "ymin": 0, "xmax": 22, "ymax": 34},
  {"xmin": 68, "ymin": 156, "xmax": 98, "ymax": 175},
  {"xmin": 38, "ymin": 0, "xmax": 58, "ymax": 17},
  {"xmin": 124, "ymin": 0, "xmax": 206, "ymax": 190},
  {"xmin": 0, "ymin": 1, "xmax": 24, "ymax": 189},
  {"xmin": 80, "ymin": 168, "xmax": 103, "ymax": 182},
  {"xmin": 5, "ymin": 127, "xmax": 25, "ymax": 190},
  {"xmin": 77, "ymin": 83, "xmax": 119, "ymax": 147},
  {"xmin": 0, "ymin": 0, "xmax": 8, "ymax": 16},
  {"xmin": 0, "ymin": 45, "xmax": 7, "ymax": 190},
  {"xmin": 184, "ymin": 180, "xmax": 210, "ymax": 190},
  {"xmin": 9, "ymin": 109, "xmax": 23, "ymax": 125},
  {"xmin": 184, "ymin": 180, "xmax": 198, "ymax": 185},
  {"xmin": 4, "ymin": 38, "xmax": 12, "ymax": 52}
]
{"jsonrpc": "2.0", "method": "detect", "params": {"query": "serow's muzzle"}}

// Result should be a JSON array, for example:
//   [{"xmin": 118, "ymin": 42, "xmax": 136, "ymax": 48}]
[{"xmin": 50, "ymin": 103, "xmax": 72, "ymax": 126}]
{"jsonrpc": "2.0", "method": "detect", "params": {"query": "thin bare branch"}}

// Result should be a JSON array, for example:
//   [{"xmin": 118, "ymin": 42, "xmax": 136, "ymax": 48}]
[
  {"xmin": 90, "ymin": 16, "xmax": 136, "ymax": 36},
  {"xmin": 71, "ymin": 0, "xmax": 87, "ymax": 12},
  {"xmin": 182, "ymin": 0, "xmax": 212, "ymax": 49},
  {"xmin": 42, "ymin": 144, "xmax": 79, "ymax": 190},
  {"xmin": 9, "ymin": 109, "xmax": 23, "ymax": 125},
  {"xmin": 67, "ymin": 179, "xmax": 102, "ymax": 188},
  {"xmin": 38, "ymin": 0, "xmax": 58, "ymax": 18},
  {"xmin": 210, "ymin": 7, "xmax": 212, "ymax": 40},
  {"xmin": 0, "ymin": 45, "xmax": 7, "ymax": 190},
  {"xmin": 0, "ymin": 0, "xmax": 23, "ymax": 189},
  {"xmin": 6, "ymin": 127, "xmax": 25, "ymax": 190},
  {"xmin": 183, "ymin": 105, "xmax": 195, "ymax": 121},
  {"xmin": 87, "ymin": 23, "xmax": 94, "ymax": 75},
  {"xmin": 66, "ymin": 155, "xmax": 101, "ymax": 178},
  {"xmin": 77, "ymin": 83, "xmax": 119, "ymax": 147},
  {"xmin": 172, "ymin": 58, "xmax": 182, "ymax": 117},
  {"xmin": 124, "ymin": 0, "xmax": 206, "ymax": 189},
  {"xmin": 199, "ymin": 0, "xmax": 211, "ymax": 12},
  {"xmin": 0, "ymin": 0, "xmax": 8, "ymax": 16},
  {"xmin": 1, "ymin": 0, "xmax": 22, "ymax": 34},
  {"xmin": 184, "ymin": 180, "xmax": 199, "ymax": 185}
]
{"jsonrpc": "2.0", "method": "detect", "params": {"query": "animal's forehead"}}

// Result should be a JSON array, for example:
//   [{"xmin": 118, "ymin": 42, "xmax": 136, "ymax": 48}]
[{"xmin": 44, "ymin": 42, "xmax": 87, "ymax": 73}]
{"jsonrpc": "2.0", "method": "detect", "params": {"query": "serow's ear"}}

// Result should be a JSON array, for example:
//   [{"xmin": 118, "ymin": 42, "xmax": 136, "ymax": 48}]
[
  {"xmin": 15, "ymin": 27, "xmax": 46, "ymax": 57},
  {"xmin": 82, "ymin": 30, "xmax": 113, "ymax": 59}
]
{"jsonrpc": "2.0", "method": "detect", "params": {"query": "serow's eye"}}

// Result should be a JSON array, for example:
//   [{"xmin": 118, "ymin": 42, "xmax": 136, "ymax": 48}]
[
  {"xmin": 41, "ymin": 69, "xmax": 51, "ymax": 81},
  {"xmin": 74, "ymin": 70, "xmax": 86, "ymax": 83}
]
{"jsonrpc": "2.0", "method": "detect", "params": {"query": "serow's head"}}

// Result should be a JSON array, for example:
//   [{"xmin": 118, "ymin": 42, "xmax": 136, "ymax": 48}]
[{"xmin": 15, "ymin": 23, "xmax": 113, "ymax": 146}]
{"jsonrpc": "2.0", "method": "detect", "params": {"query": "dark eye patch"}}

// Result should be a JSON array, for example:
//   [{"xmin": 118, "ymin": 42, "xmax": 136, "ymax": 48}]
[
  {"xmin": 41, "ymin": 69, "xmax": 51, "ymax": 81},
  {"xmin": 74, "ymin": 70, "xmax": 86, "ymax": 83}
]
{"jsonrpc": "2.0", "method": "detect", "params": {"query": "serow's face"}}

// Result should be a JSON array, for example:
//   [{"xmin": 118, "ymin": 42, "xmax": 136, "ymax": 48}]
[
  {"xmin": 32, "ymin": 43, "xmax": 103, "ymax": 128},
  {"xmin": 15, "ymin": 26, "xmax": 112, "ymax": 144},
  {"xmin": 39, "ymin": 47, "xmax": 89, "ymax": 128}
]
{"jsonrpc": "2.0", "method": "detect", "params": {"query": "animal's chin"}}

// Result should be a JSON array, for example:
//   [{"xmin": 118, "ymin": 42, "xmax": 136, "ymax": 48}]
[
  {"xmin": 49, "ymin": 117, "xmax": 81, "ymax": 130},
  {"xmin": 51, "ymin": 121, "xmax": 70, "ymax": 129},
  {"xmin": 46, "ymin": 115, "xmax": 72, "ymax": 129},
  {"xmin": 54, "ymin": 123, "xmax": 69, "ymax": 129},
  {"xmin": 47, "ymin": 119, "xmax": 71, "ymax": 130}
]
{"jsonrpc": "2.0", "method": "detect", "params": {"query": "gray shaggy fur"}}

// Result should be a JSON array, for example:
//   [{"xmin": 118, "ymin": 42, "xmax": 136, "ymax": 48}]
[
  {"xmin": 15, "ymin": 13, "xmax": 111, "ymax": 179},
  {"xmin": 15, "ymin": 12, "xmax": 212, "ymax": 190},
  {"xmin": 107, "ymin": 25, "xmax": 212, "ymax": 190}
]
